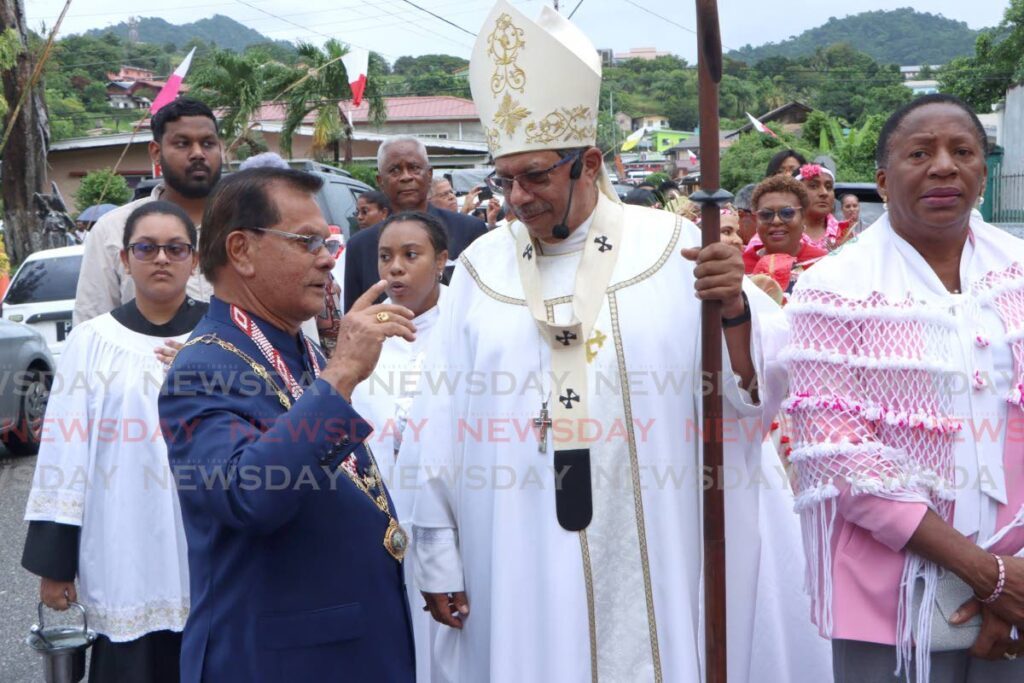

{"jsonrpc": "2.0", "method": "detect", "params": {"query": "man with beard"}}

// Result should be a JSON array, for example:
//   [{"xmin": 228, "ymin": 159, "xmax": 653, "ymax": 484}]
[
  {"xmin": 74, "ymin": 98, "xmax": 223, "ymax": 325},
  {"xmin": 343, "ymin": 136, "xmax": 487, "ymax": 311}
]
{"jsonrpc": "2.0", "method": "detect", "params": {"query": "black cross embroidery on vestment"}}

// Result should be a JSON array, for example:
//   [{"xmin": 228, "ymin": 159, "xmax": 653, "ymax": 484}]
[
  {"xmin": 594, "ymin": 236, "xmax": 613, "ymax": 253},
  {"xmin": 560, "ymin": 389, "xmax": 581, "ymax": 409},
  {"xmin": 555, "ymin": 330, "xmax": 578, "ymax": 346}
]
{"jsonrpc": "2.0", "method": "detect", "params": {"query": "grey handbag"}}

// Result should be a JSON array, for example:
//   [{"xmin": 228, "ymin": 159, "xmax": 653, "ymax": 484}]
[{"xmin": 911, "ymin": 569, "xmax": 982, "ymax": 651}]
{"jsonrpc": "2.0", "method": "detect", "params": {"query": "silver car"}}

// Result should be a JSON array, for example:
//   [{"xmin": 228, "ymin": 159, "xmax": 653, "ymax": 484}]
[{"xmin": 0, "ymin": 318, "xmax": 53, "ymax": 455}]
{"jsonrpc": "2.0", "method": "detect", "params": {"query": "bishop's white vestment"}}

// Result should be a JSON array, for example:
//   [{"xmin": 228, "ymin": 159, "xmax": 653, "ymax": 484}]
[{"xmin": 399, "ymin": 194, "xmax": 822, "ymax": 682}]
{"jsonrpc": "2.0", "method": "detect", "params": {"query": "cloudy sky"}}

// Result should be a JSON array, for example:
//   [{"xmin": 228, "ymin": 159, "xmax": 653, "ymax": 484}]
[{"xmin": 22, "ymin": 0, "xmax": 1009, "ymax": 64}]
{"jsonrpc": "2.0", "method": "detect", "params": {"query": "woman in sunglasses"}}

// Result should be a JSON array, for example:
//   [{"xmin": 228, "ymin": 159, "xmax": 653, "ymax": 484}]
[
  {"xmin": 742, "ymin": 174, "xmax": 828, "ymax": 304},
  {"xmin": 22, "ymin": 200, "xmax": 206, "ymax": 682}
]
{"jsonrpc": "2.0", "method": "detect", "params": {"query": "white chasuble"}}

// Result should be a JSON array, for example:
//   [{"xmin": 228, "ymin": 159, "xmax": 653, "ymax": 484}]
[{"xmin": 400, "ymin": 195, "xmax": 796, "ymax": 682}]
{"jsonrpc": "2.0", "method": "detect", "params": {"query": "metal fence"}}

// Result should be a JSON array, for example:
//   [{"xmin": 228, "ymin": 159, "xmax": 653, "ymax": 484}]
[{"xmin": 993, "ymin": 172, "xmax": 1024, "ymax": 223}]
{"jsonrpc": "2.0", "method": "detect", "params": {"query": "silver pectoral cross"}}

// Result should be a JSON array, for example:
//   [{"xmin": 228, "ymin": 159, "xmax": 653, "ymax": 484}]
[{"xmin": 533, "ymin": 402, "xmax": 552, "ymax": 453}]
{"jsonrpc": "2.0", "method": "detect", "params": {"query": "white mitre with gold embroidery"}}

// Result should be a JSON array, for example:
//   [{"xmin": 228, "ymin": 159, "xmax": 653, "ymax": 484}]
[{"xmin": 469, "ymin": 0, "xmax": 601, "ymax": 159}]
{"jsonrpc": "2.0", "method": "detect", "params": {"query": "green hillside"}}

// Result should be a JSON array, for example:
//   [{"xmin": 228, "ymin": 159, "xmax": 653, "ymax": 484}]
[
  {"xmin": 84, "ymin": 14, "xmax": 294, "ymax": 54},
  {"xmin": 728, "ymin": 8, "xmax": 981, "ymax": 65}
]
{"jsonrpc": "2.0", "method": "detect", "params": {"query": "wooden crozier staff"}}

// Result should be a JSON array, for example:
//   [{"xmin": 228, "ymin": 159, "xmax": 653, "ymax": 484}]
[{"xmin": 690, "ymin": 2, "xmax": 731, "ymax": 682}]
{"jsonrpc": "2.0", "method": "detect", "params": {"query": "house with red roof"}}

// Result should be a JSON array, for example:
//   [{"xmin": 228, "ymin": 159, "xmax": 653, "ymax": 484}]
[
  {"xmin": 46, "ymin": 96, "xmax": 490, "ymax": 204},
  {"xmin": 249, "ymin": 95, "xmax": 485, "ymax": 143}
]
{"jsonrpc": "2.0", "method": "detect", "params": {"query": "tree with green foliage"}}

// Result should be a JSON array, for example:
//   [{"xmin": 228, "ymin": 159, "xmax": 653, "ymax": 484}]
[
  {"xmin": 0, "ymin": 27, "xmax": 19, "ymax": 121},
  {"xmin": 279, "ymin": 40, "xmax": 386, "ymax": 162},
  {"xmin": 728, "ymin": 9, "xmax": 979, "ymax": 66},
  {"xmin": 233, "ymin": 131, "xmax": 269, "ymax": 162},
  {"xmin": 85, "ymin": 14, "xmax": 295, "ymax": 55},
  {"xmin": 595, "ymin": 110, "xmax": 619, "ymax": 153},
  {"xmin": 343, "ymin": 164, "xmax": 378, "ymax": 189},
  {"xmin": 243, "ymin": 42, "xmax": 300, "ymax": 67},
  {"xmin": 74, "ymin": 169, "xmax": 133, "ymax": 212},
  {"xmin": 190, "ymin": 49, "xmax": 289, "ymax": 157},
  {"xmin": 392, "ymin": 54, "xmax": 465, "ymax": 77},
  {"xmin": 939, "ymin": 0, "xmax": 1024, "ymax": 110},
  {"xmin": 45, "ymin": 91, "xmax": 89, "ymax": 139},
  {"xmin": 803, "ymin": 45, "xmax": 910, "ymax": 123},
  {"xmin": 801, "ymin": 111, "xmax": 884, "ymax": 182},
  {"xmin": 720, "ymin": 126, "xmax": 814, "ymax": 192},
  {"xmin": 602, "ymin": 56, "xmax": 699, "ymax": 131},
  {"xmin": 751, "ymin": 45, "xmax": 910, "ymax": 125},
  {"xmin": 280, "ymin": 40, "xmax": 387, "ymax": 162}
]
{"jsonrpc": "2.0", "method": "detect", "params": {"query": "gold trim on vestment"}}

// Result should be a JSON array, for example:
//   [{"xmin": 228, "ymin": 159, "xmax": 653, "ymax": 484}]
[
  {"xmin": 609, "ymin": 216, "xmax": 682, "ymax": 293},
  {"xmin": 608, "ymin": 291, "xmax": 663, "ymax": 682},
  {"xmin": 460, "ymin": 253, "xmax": 574, "ymax": 309},
  {"xmin": 461, "ymin": 213, "xmax": 682, "ymax": 308},
  {"xmin": 579, "ymin": 530, "xmax": 599, "ymax": 683},
  {"xmin": 460, "ymin": 254, "xmax": 526, "ymax": 306}
]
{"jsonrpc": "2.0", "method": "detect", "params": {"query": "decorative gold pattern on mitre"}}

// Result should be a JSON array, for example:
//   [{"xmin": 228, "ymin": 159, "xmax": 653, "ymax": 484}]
[
  {"xmin": 525, "ymin": 106, "xmax": 596, "ymax": 145},
  {"xmin": 487, "ymin": 13, "xmax": 527, "ymax": 96},
  {"xmin": 493, "ymin": 92, "xmax": 532, "ymax": 136},
  {"xmin": 585, "ymin": 329, "xmax": 607, "ymax": 364},
  {"xmin": 485, "ymin": 127, "xmax": 502, "ymax": 153}
]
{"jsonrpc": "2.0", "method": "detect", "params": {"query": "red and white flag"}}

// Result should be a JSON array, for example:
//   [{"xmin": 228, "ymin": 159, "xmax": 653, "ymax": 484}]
[
  {"xmin": 150, "ymin": 48, "xmax": 196, "ymax": 114},
  {"xmin": 687, "ymin": 149, "xmax": 698, "ymax": 165},
  {"xmin": 341, "ymin": 48, "xmax": 369, "ymax": 107},
  {"xmin": 745, "ymin": 112, "xmax": 778, "ymax": 138}
]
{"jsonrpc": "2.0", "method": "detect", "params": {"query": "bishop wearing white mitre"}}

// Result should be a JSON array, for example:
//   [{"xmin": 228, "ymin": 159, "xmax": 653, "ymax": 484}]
[{"xmin": 397, "ymin": 3, "xmax": 819, "ymax": 681}]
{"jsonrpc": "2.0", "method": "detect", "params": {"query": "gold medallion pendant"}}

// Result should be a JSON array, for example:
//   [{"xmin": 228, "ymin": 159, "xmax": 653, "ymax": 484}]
[{"xmin": 384, "ymin": 519, "xmax": 410, "ymax": 562}]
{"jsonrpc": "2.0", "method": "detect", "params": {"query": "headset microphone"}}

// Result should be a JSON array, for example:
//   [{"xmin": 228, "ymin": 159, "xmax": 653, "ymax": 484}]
[{"xmin": 551, "ymin": 155, "xmax": 584, "ymax": 241}]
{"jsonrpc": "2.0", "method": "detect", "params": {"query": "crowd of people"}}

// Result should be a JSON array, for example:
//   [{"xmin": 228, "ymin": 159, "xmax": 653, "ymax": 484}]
[{"xmin": 17, "ymin": 1, "xmax": 1023, "ymax": 682}]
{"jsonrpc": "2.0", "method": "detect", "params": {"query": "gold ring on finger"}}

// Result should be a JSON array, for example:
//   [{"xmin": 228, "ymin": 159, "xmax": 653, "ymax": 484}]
[{"xmin": 376, "ymin": 312, "xmax": 390, "ymax": 323}]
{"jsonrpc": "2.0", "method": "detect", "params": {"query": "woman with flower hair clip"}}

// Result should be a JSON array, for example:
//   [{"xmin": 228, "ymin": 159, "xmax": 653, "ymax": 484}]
[{"xmin": 796, "ymin": 162, "xmax": 853, "ymax": 250}]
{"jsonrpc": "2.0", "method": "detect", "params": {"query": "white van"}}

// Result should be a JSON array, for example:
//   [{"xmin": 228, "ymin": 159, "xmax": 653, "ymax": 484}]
[{"xmin": 2, "ymin": 245, "xmax": 83, "ymax": 356}]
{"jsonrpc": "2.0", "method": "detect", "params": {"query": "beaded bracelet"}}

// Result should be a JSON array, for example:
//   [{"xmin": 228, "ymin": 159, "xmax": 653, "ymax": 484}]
[{"xmin": 980, "ymin": 555, "xmax": 1007, "ymax": 605}]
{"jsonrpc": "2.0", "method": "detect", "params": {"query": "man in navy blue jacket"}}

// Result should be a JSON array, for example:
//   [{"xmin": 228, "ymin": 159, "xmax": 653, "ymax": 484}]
[
  {"xmin": 161, "ymin": 167, "xmax": 417, "ymax": 682},
  {"xmin": 343, "ymin": 136, "xmax": 487, "ymax": 311}
]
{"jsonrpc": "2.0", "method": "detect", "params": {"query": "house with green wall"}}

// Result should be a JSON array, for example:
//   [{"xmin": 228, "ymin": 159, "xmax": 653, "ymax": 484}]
[{"xmin": 651, "ymin": 129, "xmax": 693, "ymax": 153}]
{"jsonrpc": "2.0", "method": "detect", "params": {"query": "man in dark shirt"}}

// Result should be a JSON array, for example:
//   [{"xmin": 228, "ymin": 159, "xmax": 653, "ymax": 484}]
[{"xmin": 344, "ymin": 136, "xmax": 487, "ymax": 311}]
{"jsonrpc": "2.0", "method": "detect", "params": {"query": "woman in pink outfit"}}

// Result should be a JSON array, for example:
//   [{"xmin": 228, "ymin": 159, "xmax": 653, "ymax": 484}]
[
  {"xmin": 785, "ymin": 94, "xmax": 1024, "ymax": 682},
  {"xmin": 795, "ymin": 163, "xmax": 852, "ymax": 250}
]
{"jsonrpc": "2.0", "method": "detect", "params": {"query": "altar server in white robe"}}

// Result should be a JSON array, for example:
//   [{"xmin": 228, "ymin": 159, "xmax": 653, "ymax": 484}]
[
  {"xmin": 351, "ymin": 210, "xmax": 448, "ymax": 683},
  {"xmin": 399, "ymin": 3, "xmax": 798, "ymax": 682},
  {"xmin": 22, "ymin": 201, "xmax": 204, "ymax": 682}
]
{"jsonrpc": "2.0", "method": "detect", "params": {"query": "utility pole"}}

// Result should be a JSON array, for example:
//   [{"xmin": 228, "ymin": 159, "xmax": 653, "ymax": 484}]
[{"xmin": 610, "ymin": 90, "xmax": 617, "ymax": 149}]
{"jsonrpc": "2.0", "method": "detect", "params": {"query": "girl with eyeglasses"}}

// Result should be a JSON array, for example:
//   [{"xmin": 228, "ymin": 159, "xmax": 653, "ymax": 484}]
[
  {"xmin": 22, "ymin": 200, "xmax": 207, "ymax": 682},
  {"xmin": 741, "ymin": 174, "xmax": 828, "ymax": 305}
]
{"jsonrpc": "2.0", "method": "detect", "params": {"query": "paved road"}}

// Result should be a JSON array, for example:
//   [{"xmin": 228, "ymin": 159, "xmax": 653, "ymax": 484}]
[{"xmin": 0, "ymin": 449, "xmax": 45, "ymax": 682}]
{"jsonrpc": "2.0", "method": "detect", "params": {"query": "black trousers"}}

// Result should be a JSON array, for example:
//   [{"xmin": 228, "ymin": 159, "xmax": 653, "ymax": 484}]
[{"xmin": 88, "ymin": 630, "xmax": 181, "ymax": 683}]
